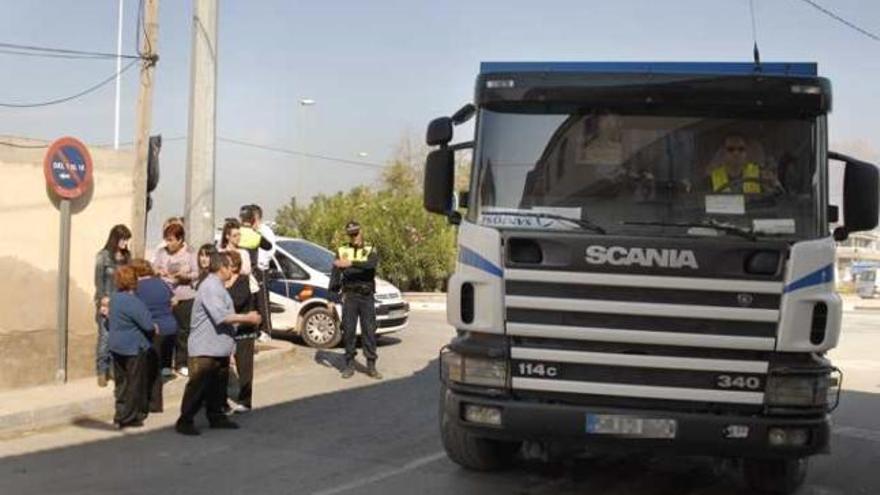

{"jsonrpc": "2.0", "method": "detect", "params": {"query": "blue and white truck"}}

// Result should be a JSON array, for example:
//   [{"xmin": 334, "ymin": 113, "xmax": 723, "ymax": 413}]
[{"xmin": 423, "ymin": 62, "xmax": 878, "ymax": 494}]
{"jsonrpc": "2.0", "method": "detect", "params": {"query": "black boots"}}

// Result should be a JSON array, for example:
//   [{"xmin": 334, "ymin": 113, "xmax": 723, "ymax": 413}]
[
  {"xmin": 366, "ymin": 360, "xmax": 382, "ymax": 380},
  {"xmin": 341, "ymin": 361, "xmax": 355, "ymax": 379}
]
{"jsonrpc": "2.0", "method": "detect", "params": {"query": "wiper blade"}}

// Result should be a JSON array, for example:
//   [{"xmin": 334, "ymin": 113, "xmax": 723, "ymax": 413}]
[
  {"xmin": 622, "ymin": 220, "xmax": 756, "ymax": 241},
  {"xmin": 487, "ymin": 210, "xmax": 606, "ymax": 234}
]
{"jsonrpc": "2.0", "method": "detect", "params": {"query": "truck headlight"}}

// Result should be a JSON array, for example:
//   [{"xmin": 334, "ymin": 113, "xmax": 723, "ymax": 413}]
[
  {"xmin": 441, "ymin": 351, "xmax": 508, "ymax": 387},
  {"xmin": 765, "ymin": 374, "xmax": 829, "ymax": 407}
]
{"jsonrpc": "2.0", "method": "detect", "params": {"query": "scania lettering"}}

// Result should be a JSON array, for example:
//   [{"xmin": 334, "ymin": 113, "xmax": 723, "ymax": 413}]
[
  {"xmin": 585, "ymin": 245, "xmax": 699, "ymax": 269},
  {"xmin": 423, "ymin": 62, "xmax": 879, "ymax": 494}
]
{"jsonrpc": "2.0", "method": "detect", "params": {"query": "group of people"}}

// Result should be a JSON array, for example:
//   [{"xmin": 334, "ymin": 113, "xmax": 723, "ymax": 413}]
[{"xmin": 92, "ymin": 204, "xmax": 277, "ymax": 433}]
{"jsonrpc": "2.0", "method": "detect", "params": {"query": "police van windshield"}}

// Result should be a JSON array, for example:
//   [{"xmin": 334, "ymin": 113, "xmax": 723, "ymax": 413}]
[{"xmin": 473, "ymin": 109, "xmax": 823, "ymax": 240}]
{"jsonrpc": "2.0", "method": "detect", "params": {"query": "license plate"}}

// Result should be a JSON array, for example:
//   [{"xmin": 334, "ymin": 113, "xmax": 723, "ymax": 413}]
[
  {"xmin": 586, "ymin": 414, "xmax": 677, "ymax": 439},
  {"xmin": 387, "ymin": 310, "xmax": 406, "ymax": 319}
]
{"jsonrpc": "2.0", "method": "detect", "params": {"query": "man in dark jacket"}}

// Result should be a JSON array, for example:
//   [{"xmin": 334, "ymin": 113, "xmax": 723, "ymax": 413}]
[{"xmin": 332, "ymin": 220, "xmax": 381, "ymax": 380}]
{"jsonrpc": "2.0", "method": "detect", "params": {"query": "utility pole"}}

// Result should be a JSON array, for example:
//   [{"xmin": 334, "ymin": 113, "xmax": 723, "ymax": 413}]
[
  {"xmin": 184, "ymin": 0, "xmax": 218, "ymax": 247},
  {"xmin": 113, "ymin": 0, "xmax": 124, "ymax": 150},
  {"xmin": 131, "ymin": 0, "xmax": 159, "ymax": 257}
]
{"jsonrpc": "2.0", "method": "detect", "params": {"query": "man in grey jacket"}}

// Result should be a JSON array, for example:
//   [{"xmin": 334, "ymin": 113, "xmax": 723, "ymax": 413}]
[{"xmin": 175, "ymin": 252, "xmax": 261, "ymax": 436}]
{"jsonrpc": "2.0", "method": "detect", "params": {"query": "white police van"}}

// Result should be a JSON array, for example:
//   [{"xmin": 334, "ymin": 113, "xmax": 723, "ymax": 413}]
[{"xmin": 266, "ymin": 237, "xmax": 409, "ymax": 348}]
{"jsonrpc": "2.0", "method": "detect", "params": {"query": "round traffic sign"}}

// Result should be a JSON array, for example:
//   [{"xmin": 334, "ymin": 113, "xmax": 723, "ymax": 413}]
[{"xmin": 43, "ymin": 137, "xmax": 93, "ymax": 200}]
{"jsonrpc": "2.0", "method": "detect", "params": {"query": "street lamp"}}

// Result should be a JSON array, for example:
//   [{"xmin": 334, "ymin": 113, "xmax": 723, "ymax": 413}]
[
  {"xmin": 357, "ymin": 151, "xmax": 369, "ymax": 158},
  {"xmin": 299, "ymin": 98, "xmax": 316, "ymax": 106}
]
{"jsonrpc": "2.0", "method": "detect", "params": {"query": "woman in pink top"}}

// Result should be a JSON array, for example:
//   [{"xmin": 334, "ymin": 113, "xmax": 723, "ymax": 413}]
[{"xmin": 151, "ymin": 223, "xmax": 198, "ymax": 377}]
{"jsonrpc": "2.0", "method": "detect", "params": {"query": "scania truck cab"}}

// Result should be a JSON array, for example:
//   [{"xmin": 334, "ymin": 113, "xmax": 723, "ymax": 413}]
[{"xmin": 423, "ymin": 62, "xmax": 879, "ymax": 494}]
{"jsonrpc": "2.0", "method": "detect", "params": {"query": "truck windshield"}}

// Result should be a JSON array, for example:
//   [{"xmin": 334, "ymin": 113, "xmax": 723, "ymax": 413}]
[{"xmin": 474, "ymin": 109, "xmax": 822, "ymax": 240}]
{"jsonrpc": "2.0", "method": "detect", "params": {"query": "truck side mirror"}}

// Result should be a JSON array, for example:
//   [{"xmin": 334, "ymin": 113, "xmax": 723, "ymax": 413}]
[
  {"xmin": 424, "ymin": 148, "xmax": 454, "ymax": 215},
  {"xmin": 830, "ymin": 152, "xmax": 879, "ymax": 241},
  {"xmin": 426, "ymin": 117, "xmax": 453, "ymax": 146}
]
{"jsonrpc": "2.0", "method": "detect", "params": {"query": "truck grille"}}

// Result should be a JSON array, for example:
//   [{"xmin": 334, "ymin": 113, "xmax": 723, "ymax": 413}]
[{"xmin": 505, "ymin": 269, "xmax": 781, "ymax": 411}]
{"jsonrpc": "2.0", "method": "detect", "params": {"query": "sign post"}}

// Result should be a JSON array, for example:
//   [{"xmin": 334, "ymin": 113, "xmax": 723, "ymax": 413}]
[{"xmin": 43, "ymin": 137, "xmax": 93, "ymax": 383}]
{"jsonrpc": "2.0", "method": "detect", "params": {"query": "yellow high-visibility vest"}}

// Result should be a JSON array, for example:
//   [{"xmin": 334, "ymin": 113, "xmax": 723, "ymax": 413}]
[
  {"xmin": 711, "ymin": 163, "xmax": 762, "ymax": 194},
  {"xmin": 338, "ymin": 245, "xmax": 373, "ymax": 263},
  {"xmin": 239, "ymin": 226, "xmax": 262, "ymax": 249}
]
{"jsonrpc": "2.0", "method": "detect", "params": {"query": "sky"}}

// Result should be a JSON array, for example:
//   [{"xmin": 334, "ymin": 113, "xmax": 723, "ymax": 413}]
[{"xmin": 1, "ymin": 0, "xmax": 878, "ymax": 242}]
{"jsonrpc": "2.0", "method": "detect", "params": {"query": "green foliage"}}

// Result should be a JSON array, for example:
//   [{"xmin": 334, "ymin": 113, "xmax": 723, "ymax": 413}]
[{"xmin": 275, "ymin": 149, "xmax": 457, "ymax": 292}]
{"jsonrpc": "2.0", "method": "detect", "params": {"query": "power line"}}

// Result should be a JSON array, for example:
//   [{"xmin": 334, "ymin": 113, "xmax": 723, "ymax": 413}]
[
  {"xmin": 0, "ymin": 41, "xmax": 141, "ymax": 60},
  {"xmin": 0, "ymin": 58, "xmax": 139, "ymax": 108},
  {"xmin": 217, "ymin": 137, "xmax": 386, "ymax": 169},
  {"xmin": 1, "ymin": 135, "xmax": 387, "ymax": 171},
  {"xmin": 795, "ymin": 0, "xmax": 880, "ymax": 42}
]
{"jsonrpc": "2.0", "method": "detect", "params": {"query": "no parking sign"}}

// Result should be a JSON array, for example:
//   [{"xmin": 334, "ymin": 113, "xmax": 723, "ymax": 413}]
[
  {"xmin": 43, "ymin": 137, "xmax": 93, "ymax": 200},
  {"xmin": 44, "ymin": 136, "xmax": 93, "ymax": 383}
]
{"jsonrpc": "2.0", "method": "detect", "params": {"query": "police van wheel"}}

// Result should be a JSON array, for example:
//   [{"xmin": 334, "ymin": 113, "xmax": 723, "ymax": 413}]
[
  {"xmin": 300, "ymin": 307, "xmax": 342, "ymax": 349},
  {"xmin": 743, "ymin": 457, "xmax": 808, "ymax": 495},
  {"xmin": 440, "ymin": 392, "xmax": 519, "ymax": 471}
]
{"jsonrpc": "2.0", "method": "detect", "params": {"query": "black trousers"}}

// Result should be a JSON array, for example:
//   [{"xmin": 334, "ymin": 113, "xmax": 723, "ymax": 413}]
[
  {"xmin": 177, "ymin": 356, "xmax": 229, "ymax": 426},
  {"xmin": 219, "ymin": 337, "xmax": 255, "ymax": 408},
  {"xmin": 234, "ymin": 338, "xmax": 255, "ymax": 407},
  {"xmin": 342, "ymin": 291, "xmax": 377, "ymax": 363},
  {"xmin": 148, "ymin": 337, "xmax": 165, "ymax": 413},
  {"xmin": 155, "ymin": 334, "xmax": 176, "ymax": 370},
  {"xmin": 254, "ymin": 269, "xmax": 272, "ymax": 332},
  {"xmin": 111, "ymin": 351, "xmax": 150, "ymax": 426},
  {"xmin": 172, "ymin": 299, "xmax": 194, "ymax": 369}
]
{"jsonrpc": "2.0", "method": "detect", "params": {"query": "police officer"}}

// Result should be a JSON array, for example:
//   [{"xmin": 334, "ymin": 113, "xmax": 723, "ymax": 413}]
[{"xmin": 332, "ymin": 220, "xmax": 381, "ymax": 380}]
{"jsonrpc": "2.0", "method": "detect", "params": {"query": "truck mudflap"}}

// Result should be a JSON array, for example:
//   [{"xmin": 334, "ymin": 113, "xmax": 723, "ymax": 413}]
[{"xmin": 443, "ymin": 388, "xmax": 830, "ymax": 458}]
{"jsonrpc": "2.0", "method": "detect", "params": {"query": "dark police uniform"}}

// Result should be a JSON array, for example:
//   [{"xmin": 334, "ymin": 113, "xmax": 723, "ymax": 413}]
[{"xmin": 333, "ymin": 237, "xmax": 380, "ymax": 377}]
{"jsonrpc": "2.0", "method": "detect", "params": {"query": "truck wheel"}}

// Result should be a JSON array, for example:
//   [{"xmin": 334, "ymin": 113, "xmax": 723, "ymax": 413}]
[
  {"xmin": 439, "ymin": 389, "xmax": 520, "ymax": 471},
  {"xmin": 300, "ymin": 307, "xmax": 342, "ymax": 349},
  {"xmin": 743, "ymin": 457, "xmax": 808, "ymax": 495}
]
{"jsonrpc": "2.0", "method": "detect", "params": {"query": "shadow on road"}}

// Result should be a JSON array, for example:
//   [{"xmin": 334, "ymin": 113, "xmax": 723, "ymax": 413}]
[{"xmin": 1, "ymin": 360, "xmax": 879, "ymax": 495}]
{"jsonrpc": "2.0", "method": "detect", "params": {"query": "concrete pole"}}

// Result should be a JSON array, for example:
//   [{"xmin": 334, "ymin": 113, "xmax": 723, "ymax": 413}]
[
  {"xmin": 113, "ymin": 0, "xmax": 124, "ymax": 150},
  {"xmin": 130, "ymin": 0, "xmax": 159, "ymax": 257},
  {"xmin": 184, "ymin": 0, "xmax": 219, "ymax": 247}
]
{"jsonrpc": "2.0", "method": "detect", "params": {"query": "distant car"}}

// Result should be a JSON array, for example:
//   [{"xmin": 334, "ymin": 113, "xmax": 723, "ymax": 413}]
[{"xmin": 266, "ymin": 237, "xmax": 409, "ymax": 348}]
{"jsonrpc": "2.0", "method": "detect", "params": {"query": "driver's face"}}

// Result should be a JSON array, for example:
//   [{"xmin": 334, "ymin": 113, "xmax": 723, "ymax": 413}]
[{"xmin": 724, "ymin": 137, "xmax": 748, "ymax": 166}]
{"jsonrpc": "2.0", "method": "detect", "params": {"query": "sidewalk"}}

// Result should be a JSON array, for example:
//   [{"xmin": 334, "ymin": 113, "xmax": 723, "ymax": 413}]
[
  {"xmin": 841, "ymin": 293, "xmax": 880, "ymax": 312},
  {"xmin": 0, "ymin": 340, "xmax": 296, "ymax": 439},
  {"xmin": 403, "ymin": 292, "xmax": 446, "ymax": 311}
]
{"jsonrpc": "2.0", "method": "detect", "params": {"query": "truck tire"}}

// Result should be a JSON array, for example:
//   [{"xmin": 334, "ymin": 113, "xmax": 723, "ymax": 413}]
[
  {"xmin": 743, "ymin": 457, "xmax": 808, "ymax": 495},
  {"xmin": 300, "ymin": 307, "xmax": 342, "ymax": 349},
  {"xmin": 439, "ymin": 388, "xmax": 520, "ymax": 471}
]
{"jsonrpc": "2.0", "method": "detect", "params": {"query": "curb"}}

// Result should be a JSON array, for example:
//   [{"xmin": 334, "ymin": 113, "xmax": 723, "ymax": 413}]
[
  {"xmin": 0, "ymin": 344, "xmax": 296, "ymax": 439},
  {"xmin": 402, "ymin": 292, "xmax": 446, "ymax": 304}
]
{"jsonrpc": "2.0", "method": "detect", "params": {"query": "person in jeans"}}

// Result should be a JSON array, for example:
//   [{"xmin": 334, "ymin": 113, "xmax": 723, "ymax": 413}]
[
  {"xmin": 94, "ymin": 224, "xmax": 132, "ymax": 387},
  {"xmin": 108, "ymin": 265, "xmax": 157, "ymax": 429},
  {"xmin": 175, "ymin": 252, "xmax": 261, "ymax": 436},
  {"xmin": 152, "ymin": 222, "xmax": 198, "ymax": 377},
  {"xmin": 132, "ymin": 258, "xmax": 176, "ymax": 413}
]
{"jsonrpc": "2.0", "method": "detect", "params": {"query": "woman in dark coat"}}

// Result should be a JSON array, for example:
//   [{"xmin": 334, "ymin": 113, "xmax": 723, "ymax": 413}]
[{"xmin": 108, "ymin": 265, "xmax": 157, "ymax": 428}]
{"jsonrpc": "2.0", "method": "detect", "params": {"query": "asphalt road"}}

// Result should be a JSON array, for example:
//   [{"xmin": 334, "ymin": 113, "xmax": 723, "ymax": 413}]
[{"xmin": 0, "ymin": 309, "xmax": 878, "ymax": 495}]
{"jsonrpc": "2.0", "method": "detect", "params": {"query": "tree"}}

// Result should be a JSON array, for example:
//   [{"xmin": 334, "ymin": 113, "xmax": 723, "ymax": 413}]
[{"xmin": 275, "ymin": 135, "xmax": 457, "ymax": 291}]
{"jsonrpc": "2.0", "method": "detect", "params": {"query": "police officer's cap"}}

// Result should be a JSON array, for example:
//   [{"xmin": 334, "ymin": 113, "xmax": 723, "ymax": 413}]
[{"xmin": 345, "ymin": 220, "xmax": 361, "ymax": 236}]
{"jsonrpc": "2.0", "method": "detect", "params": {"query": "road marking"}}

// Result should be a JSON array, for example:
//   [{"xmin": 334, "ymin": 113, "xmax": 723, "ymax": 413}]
[
  {"xmin": 310, "ymin": 451, "xmax": 447, "ymax": 495},
  {"xmin": 833, "ymin": 426, "xmax": 880, "ymax": 443}
]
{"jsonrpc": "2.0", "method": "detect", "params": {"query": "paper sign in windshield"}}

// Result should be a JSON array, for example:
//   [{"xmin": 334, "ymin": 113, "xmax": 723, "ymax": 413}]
[
  {"xmin": 753, "ymin": 219, "xmax": 796, "ymax": 235},
  {"xmin": 705, "ymin": 195, "xmax": 745, "ymax": 215}
]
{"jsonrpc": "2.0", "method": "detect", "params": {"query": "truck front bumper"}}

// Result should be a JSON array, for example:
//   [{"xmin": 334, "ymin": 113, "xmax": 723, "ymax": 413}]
[{"xmin": 444, "ymin": 388, "xmax": 830, "ymax": 458}]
